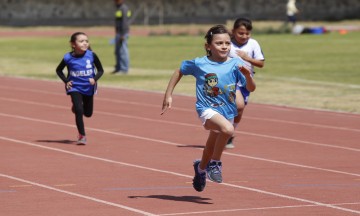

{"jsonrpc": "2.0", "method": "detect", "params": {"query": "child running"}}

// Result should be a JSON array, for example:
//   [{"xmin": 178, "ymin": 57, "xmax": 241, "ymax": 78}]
[
  {"xmin": 226, "ymin": 17, "xmax": 265, "ymax": 149},
  {"xmin": 56, "ymin": 32, "xmax": 104, "ymax": 145},
  {"xmin": 161, "ymin": 25, "xmax": 256, "ymax": 192}
]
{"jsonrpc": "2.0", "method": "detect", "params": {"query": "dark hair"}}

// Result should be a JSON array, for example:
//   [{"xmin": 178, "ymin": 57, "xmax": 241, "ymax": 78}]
[
  {"xmin": 233, "ymin": 18, "xmax": 253, "ymax": 31},
  {"xmin": 205, "ymin": 24, "xmax": 230, "ymax": 44},
  {"xmin": 204, "ymin": 25, "xmax": 230, "ymax": 56},
  {"xmin": 70, "ymin": 32, "xmax": 87, "ymax": 43},
  {"xmin": 69, "ymin": 32, "xmax": 92, "ymax": 51}
]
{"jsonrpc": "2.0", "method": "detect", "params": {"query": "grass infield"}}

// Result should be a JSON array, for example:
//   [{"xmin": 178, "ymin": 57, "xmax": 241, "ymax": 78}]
[{"xmin": 0, "ymin": 24, "xmax": 359, "ymax": 114}]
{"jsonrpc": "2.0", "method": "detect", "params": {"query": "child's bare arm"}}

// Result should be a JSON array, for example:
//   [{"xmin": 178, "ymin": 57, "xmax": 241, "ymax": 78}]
[{"xmin": 161, "ymin": 69, "xmax": 183, "ymax": 115}]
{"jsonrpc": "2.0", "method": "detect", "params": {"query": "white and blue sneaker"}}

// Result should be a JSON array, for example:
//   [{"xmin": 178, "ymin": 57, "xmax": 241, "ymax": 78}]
[{"xmin": 207, "ymin": 161, "xmax": 222, "ymax": 183}]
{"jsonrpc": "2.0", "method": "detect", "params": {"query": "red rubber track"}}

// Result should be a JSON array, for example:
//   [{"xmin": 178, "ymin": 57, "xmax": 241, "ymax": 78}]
[{"xmin": 0, "ymin": 76, "xmax": 359, "ymax": 216}]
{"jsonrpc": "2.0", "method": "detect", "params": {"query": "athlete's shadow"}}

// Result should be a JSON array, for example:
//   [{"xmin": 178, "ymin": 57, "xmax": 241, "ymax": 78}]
[
  {"xmin": 177, "ymin": 145, "xmax": 204, "ymax": 149},
  {"xmin": 128, "ymin": 195, "xmax": 212, "ymax": 204},
  {"xmin": 35, "ymin": 139, "xmax": 76, "ymax": 145}
]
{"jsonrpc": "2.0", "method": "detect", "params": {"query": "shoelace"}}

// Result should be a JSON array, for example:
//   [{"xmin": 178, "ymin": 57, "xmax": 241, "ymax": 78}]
[{"xmin": 209, "ymin": 162, "xmax": 222, "ymax": 174}]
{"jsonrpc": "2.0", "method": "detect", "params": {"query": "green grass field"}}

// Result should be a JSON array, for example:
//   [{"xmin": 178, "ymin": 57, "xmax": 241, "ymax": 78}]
[{"xmin": 0, "ymin": 26, "xmax": 359, "ymax": 113}]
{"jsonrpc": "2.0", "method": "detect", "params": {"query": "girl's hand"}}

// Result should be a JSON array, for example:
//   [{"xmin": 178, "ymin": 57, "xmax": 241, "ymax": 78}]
[
  {"xmin": 66, "ymin": 81, "xmax": 73, "ymax": 90},
  {"xmin": 239, "ymin": 65, "xmax": 251, "ymax": 77},
  {"xmin": 236, "ymin": 50, "xmax": 248, "ymax": 60},
  {"xmin": 161, "ymin": 96, "xmax": 172, "ymax": 115},
  {"xmin": 89, "ymin": 78, "xmax": 95, "ymax": 85}
]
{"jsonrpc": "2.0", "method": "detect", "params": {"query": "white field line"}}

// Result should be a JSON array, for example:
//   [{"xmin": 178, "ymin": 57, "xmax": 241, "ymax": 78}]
[
  {"xmin": 1, "ymin": 136, "xmax": 360, "ymax": 215},
  {"xmin": 0, "ymin": 112, "xmax": 359, "ymax": 179},
  {"xmin": 1, "ymin": 97, "xmax": 360, "ymax": 153},
  {"xmin": 0, "ymin": 173, "xmax": 156, "ymax": 216},
  {"xmin": 1, "ymin": 85, "xmax": 360, "ymax": 131},
  {"xmin": 159, "ymin": 202, "xmax": 360, "ymax": 216}
]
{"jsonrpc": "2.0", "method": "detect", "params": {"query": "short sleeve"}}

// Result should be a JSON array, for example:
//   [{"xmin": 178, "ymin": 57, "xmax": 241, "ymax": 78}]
[
  {"xmin": 180, "ymin": 59, "xmax": 196, "ymax": 76},
  {"xmin": 252, "ymin": 40, "xmax": 265, "ymax": 60}
]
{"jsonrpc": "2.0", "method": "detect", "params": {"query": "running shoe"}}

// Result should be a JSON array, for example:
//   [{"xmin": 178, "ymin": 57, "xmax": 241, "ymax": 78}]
[
  {"xmin": 77, "ymin": 134, "xmax": 86, "ymax": 145},
  {"xmin": 225, "ymin": 136, "xmax": 235, "ymax": 149},
  {"xmin": 207, "ymin": 161, "xmax": 222, "ymax": 183},
  {"xmin": 192, "ymin": 160, "xmax": 206, "ymax": 192}
]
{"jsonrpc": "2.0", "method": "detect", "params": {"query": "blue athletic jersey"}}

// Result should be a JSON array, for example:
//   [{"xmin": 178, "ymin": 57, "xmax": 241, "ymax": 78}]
[
  {"xmin": 63, "ymin": 50, "xmax": 96, "ymax": 96},
  {"xmin": 180, "ymin": 56, "xmax": 247, "ymax": 120}
]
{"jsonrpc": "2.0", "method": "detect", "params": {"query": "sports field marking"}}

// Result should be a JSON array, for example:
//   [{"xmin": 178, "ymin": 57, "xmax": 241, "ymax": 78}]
[
  {"xmin": 1, "ymin": 112, "xmax": 359, "ymax": 178},
  {"xmin": 1, "ymin": 85, "xmax": 360, "ymax": 131},
  {"xmin": 1, "ymin": 136, "xmax": 359, "ymax": 215},
  {"xmin": 54, "ymin": 184, "xmax": 76, "ymax": 187},
  {"xmin": 8, "ymin": 183, "xmax": 75, "ymax": 188},
  {"xmin": 158, "ymin": 202, "xmax": 360, "ymax": 216},
  {"xmin": 0, "ymin": 173, "xmax": 156, "ymax": 216},
  {"xmin": 1, "ymin": 97, "xmax": 359, "ymax": 153}
]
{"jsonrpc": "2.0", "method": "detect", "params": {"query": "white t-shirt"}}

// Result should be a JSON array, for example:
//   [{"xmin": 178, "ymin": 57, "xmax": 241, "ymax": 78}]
[
  {"xmin": 287, "ymin": 0, "xmax": 299, "ymax": 16},
  {"xmin": 229, "ymin": 38, "xmax": 265, "ymax": 75}
]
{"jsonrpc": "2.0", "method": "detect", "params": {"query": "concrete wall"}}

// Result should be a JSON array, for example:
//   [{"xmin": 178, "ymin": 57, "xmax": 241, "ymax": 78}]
[{"xmin": 1, "ymin": 0, "xmax": 359, "ymax": 26}]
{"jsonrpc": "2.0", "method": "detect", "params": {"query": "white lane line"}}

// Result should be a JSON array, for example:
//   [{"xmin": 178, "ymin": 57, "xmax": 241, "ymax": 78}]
[
  {"xmin": 1, "ymin": 85, "xmax": 360, "ymax": 132},
  {"xmin": 158, "ymin": 202, "xmax": 360, "ymax": 215},
  {"xmin": 0, "ymin": 173, "xmax": 156, "ymax": 216},
  {"xmin": 1, "ymin": 98, "xmax": 359, "ymax": 153},
  {"xmin": 0, "ymin": 112, "xmax": 359, "ymax": 178},
  {"xmin": 1, "ymin": 136, "xmax": 359, "ymax": 215}
]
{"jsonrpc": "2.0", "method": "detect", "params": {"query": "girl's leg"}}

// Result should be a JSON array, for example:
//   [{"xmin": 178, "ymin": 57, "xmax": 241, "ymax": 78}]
[
  {"xmin": 234, "ymin": 89, "xmax": 245, "ymax": 124},
  {"xmin": 199, "ymin": 130, "xmax": 218, "ymax": 170},
  {"xmin": 226, "ymin": 89, "xmax": 245, "ymax": 148},
  {"xmin": 83, "ymin": 95, "xmax": 94, "ymax": 118},
  {"xmin": 203, "ymin": 114, "xmax": 234, "ymax": 161},
  {"xmin": 193, "ymin": 129, "xmax": 224, "ymax": 192},
  {"xmin": 192, "ymin": 113, "xmax": 233, "ymax": 190},
  {"xmin": 201, "ymin": 114, "xmax": 234, "ymax": 183},
  {"xmin": 70, "ymin": 92, "xmax": 85, "ymax": 136}
]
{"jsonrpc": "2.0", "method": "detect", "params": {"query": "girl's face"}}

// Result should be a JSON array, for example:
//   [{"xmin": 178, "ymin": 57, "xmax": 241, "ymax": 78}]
[
  {"xmin": 206, "ymin": 33, "xmax": 231, "ymax": 62},
  {"xmin": 71, "ymin": 34, "xmax": 89, "ymax": 54},
  {"xmin": 232, "ymin": 25, "xmax": 251, "ymax": 45}
]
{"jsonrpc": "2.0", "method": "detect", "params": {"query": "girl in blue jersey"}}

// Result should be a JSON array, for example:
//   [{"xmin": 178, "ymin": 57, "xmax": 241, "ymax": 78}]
[
  {"xmin": 161, "ymin": 25, "xmax": 256, "ymax": 192},
  {"xmin": 56, "ymin": 32, "xmax": 104, "ymax": 145},
  {"xmin": 227, "ymin": 18, "xmax": 265, "ymax": 149}
]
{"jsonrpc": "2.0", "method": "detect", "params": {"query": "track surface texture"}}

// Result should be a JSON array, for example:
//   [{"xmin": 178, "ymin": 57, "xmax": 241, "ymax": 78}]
[{"xmin": 1, "ymin": 76, "xmax": 359, "ymax": 216}]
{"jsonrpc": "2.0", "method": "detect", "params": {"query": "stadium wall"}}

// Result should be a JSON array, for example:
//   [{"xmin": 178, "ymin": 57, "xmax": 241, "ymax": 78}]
[{"xmin": 1, "ymin": 0, "xmax": 359, "ymax": 26}]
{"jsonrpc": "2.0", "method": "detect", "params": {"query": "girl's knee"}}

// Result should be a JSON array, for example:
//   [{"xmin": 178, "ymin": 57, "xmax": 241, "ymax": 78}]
[
  {"xmin": 221, "ymin": 124, "xmax": 234, "ymax": 136},
  {"xmin": 74, "ymin": 107, "xmax": 83, "ymax": 116},
  {"xmin": 236, "ymin": 101, "xmax": 245, "ymax": 111}
]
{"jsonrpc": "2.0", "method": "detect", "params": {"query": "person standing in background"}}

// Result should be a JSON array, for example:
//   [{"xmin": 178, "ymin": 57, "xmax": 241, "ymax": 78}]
[
  {"xmin": 286, "ymin": 0, "xmax": 299, "ymax": 26},
  {"xmin": 112, "ymin": 0, "xmax": 131, "ymax": 75}
]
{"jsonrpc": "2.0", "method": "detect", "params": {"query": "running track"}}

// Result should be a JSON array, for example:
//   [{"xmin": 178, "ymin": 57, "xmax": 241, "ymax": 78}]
[{"xmin": 0, "ymin": 76, "xmax": 359, "ymax": 216}]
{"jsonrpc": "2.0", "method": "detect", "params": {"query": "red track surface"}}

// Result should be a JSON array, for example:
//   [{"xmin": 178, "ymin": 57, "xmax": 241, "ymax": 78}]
[{"xmin": 1, "ymin": 76, "xmax": 359, "ymax": 216}]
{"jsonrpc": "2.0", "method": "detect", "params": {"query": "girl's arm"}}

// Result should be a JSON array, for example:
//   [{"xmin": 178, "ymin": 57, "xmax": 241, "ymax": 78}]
[
  {"xmin": 93, "ymin": 52, "xmax": 104, "ymax": 81},
  {"xmin": 161, "ymin": 69, "xmax": 183, "ymax": 115},
  {"xmin": 247, "ymin": 58, "xmax": 264, "ymax": 68},
  {"xmin": 236, "ymin": 50, "xmax": 264, "ymax": 68},
  {"xmin": 239, "ymin": 66, "xmax": 256, "ymax": 92},
  {"xmin": 55, "ymin": 59, "xmax": 69, "ymax": 83}
]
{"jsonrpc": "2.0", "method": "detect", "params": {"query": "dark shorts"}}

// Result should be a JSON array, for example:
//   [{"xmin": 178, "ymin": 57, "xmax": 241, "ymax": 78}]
[{"xmin": 236, "ymin": 85, "xmax": 250, "ymax": 105}]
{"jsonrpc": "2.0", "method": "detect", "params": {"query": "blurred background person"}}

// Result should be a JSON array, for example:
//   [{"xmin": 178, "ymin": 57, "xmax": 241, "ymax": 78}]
[
  {"xmin": 112, "ymin": 0, "xmax": 131, "ymax": 75},
  {"xmin": 286, "ymin": 0, "xmax": 300, "ymax": 27}
]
